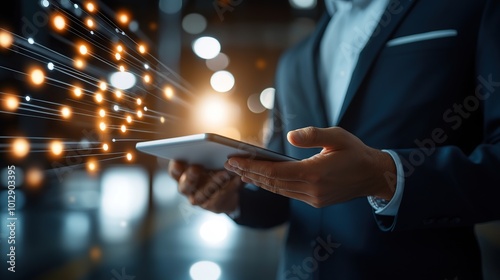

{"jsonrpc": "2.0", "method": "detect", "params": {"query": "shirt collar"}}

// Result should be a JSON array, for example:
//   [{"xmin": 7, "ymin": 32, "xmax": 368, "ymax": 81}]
[{"xmin": 325, "ymin": 0, "xmax": 373, "ymax": 15}]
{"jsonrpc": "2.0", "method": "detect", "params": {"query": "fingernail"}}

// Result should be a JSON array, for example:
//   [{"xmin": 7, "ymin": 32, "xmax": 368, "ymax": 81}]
[
  {"xmin": 290, "ymin": 129, "xmax": 305, "ymax": 143},
  {"xmin": 228, "ymin": 159, "xmax": 239, "ymax": 168}
]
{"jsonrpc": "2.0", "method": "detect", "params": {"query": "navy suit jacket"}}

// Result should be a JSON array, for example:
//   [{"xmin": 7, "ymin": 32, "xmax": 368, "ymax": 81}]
[{"xmin": 235, "ymin": 0, "xmax": 500, "ymax": 279}]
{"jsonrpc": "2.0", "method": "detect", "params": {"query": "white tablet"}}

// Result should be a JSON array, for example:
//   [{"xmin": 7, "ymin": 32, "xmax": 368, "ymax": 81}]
[{"xmin": 135, "ymin": 133, "xmax": 297, "ymax": 170}]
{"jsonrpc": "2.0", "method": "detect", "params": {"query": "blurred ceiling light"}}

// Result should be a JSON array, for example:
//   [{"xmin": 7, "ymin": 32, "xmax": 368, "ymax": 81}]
[
  {"xmin": 260, "ymin": 87, "xmax": 276, "ymax": 109},
  {"xmin": 247, "ymin": 93, "xmax": 266, "ymax": 114},
  {"xmin": 193, "ymin": 36, "xmax": 221, "ymax": 60},
  {"xmin": 206, "ymin": 53, "xmax": 229, "ymax": 71},
  {"xmin": 210, "ymin": 70, "xmax": 235, "ymax": 93},
  {"xmin": 159, "ymin": 0, "xmax": 182, "ymax": 14},
  {"xmin": 289, "ymin": 0, "xmax": 317, "ymax": 9},
  {"xmin": 182, "ymin": 13, "xmax": 207, "ymax": 34},
  {"xmin": 109, "ymin": 72, "xmax": 136, "ymax": 90},
  {"xmin": 189, "ymin": 261, "xmax": 221, "ymax": 280}
]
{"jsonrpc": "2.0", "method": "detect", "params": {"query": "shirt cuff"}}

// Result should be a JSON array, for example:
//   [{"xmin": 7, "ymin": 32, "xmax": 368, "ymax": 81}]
[{"xmin": 367, "ymin": 149, "xmax": 405, "ymax": 216}]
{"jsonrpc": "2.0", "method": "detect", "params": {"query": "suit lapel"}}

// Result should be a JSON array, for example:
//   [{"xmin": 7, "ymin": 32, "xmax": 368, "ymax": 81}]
[{"xmin": 337, "ymin": 0, "xmax": 417, "ymax": 124}]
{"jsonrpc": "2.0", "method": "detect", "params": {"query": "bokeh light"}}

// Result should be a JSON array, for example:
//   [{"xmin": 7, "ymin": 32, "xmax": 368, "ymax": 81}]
[
  {"xmin": 206, "ymin": 53, "xmax": 229, "ymax": 71},
  {"xmin": 73, "ymin": 87, "xmax": 82, "ymax": 97},
  {"xmin": 99, "ymin": 109, "xmax": 106, "ymax": 118},
  {"xmin": 74, "ymin": 58, "xmax": 85, "ymax": 69},
  {"xmin": 260, "ymin": 87, "xmax": 275, "ymax": 109},
  {"xmin": 182, "ymin": 13, "xmax": 207, "ymax": 35},
  {"xmin": 0, "ymin": 30, "xmax": 13, "ymax": 48},
  {"xmin": 126, "ymin": 115, "xmax": 132, "ymax": 123},
  {"xmin": 12, "ymin": 138, "xmax": 30, "ymax": 158},
  {"xmin": 99, "ymin": 122, "xmax": 106, "ymax": 131},
  {"xmin": 99, "ymin": 81, "xmax": 107, "ymax": 91},
  {"xmin": 136, "ymin": 98, "xmax": 142, "ymax": 105},
  {"xmin": 193, "ymin": 37, "xmax": 221, "ymax": 60},
  {"xmin": 95, "ymin": 92, "xmax": 103, "ymax": 103},
  {"xmin": 109, "ymin": 72, "xmax": 136, "ymax": 90},
  {"xmin": 25, "ymin": 167, "xmax": 44, "ymax": 189},
  {"xmin": 53, "ymin": 14, "xmax": 66, "ymax": 31},
  {"xmin": 189, "ymin": 261, "xmax": 221, "ymax": 280},
  {"xmin": 118, "ymin": 12, "xmax": 130, "ymax": 25},
  {"xmin": 30, "ymin": 68, "xmax": 45, "ymax": 85},
  {"xmin": 50, "ymin": 141, "xmax": 64, "ymax": 156},
  {"xmin": 86, "ymin": 18, "xmax": 95, "ymax": 29},
  {"xmin": 61, "ymin": 106, "xmax": 72, "ymax": 118},
  {"xmin": 86, "ymin": 2, "xmax": 96, "ymax": 13},
  {"xmin": 137, "ymin": 110, "xmax": 143, "ymax": 118},
  {"xmin": 126, "ymin": 153, "xmax": 133, "ymax": 161},
  {"xmin": 3, "ymin": 94, "xmax": 19, "ymax": 111},
  {"xmin": 79, "ymin": 44, "xmax": 88, "ymax": 55},
  {"xmin": 247, "ymin": 93, "xmax": 266, "ymax": 114},
  {"xmin": 210, "ymin": 71, "xmax": 235, "ymax": 93},
  {"xmin": 138, "ymin": 44, "xmax": 146, "ymax": 54},
  {"xmin": 121, "ymin": 125, "xmax": 127, "ymax": 133},
  {"xmin": 102, "ymin": 143, "xmax": 109, "ymax": 151},
  {"xmin": 164, "ymin": 86, "xmax": 174, "ymax": 99}
]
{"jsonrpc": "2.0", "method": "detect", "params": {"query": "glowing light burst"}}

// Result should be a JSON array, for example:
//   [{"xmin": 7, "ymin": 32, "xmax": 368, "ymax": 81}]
[{"xmin": 0, "ymin": 1, "xmax": 195, "ymax": 176}]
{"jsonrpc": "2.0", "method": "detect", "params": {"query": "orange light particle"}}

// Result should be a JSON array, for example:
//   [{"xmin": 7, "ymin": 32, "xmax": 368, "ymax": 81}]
[
  {"xmin": 61, "ymin": 106, "xmax": 71, "ymax": 118},
  {"xmin": 53, "ymin": 15, "xmax": 66, "ymax": 31},
  {"xmin": 0, "ymin": 31, "xmax": 13, "ymax": 48},
  {"xmin": 12, "ymin": 138, "xmax": 30, "ymax": 158},
  {"xmin": 30, "ymin": 68, "xmax": 45, "ymax": 85},
  {"xmin": 50, "ymin": 141, "xmax": 64, "ymax": 156},
  {"xmin": 3, "ymin": 94, "xmax": 19, "ymax": 111},
  {"xmin": 164, "ymin": 86, "xmax": 174, "ymax": 99}
]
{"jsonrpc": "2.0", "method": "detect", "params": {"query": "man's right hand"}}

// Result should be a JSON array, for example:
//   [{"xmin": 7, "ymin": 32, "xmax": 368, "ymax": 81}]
[{"xmin": 168, "ymin": 160, "xmax": 243, "ymax": 214}]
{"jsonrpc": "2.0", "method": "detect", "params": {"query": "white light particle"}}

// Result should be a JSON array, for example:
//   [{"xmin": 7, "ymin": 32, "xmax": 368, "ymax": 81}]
[
  {"xmin": 25, "ymin": 96, "xmax": 31, "ymax": 101},
  {"xmin": 144, "ymin": 64, "xmax": 149, "ymax": 69},
  {"xmin": 115, "ymin": 28, "xmax": 120, "ymax": 33},
  {"xmin": 113, "ymin": 105, "xmax": 119, "ymax": 111},
  {"xmin": 143, "ymin": 106, "xmax": 148, "ymax": 112},
  {"xmin": 121, "ymin": 31, "xmax": 125, "ymax": 35},
  {"xmin": 41, "ymin": 0, "xmax": 49, "ymax": 8},
  {"xmin": 47, "ymin": 62, "xmax": 54, "ymax": 70},
  {"xmin": 28, "ymin": 38, "xmax": 35, "ymax": 44},
  {"xmin": 210, "ymin": 70, "xmax": 235, "ymax": 93},
  {"xmin": 192, "ymin": 36, "xmax": 221, "ymax": 60},
  {"xmin": 112, "ymin": 138, "xmax": 116, "ymax": 143},
  {"xmin": 74, "ymin": 4, "xmax": 79, "ymax": 9},
  {"xmin": 90, "ymin": 31, "xmax": 94, "ymax": 35}
]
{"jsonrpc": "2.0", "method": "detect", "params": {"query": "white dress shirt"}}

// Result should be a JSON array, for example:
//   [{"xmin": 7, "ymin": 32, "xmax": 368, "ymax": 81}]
[{"xmin": 320, "ymin": 0, "xmax": 405, "ymax": 216}]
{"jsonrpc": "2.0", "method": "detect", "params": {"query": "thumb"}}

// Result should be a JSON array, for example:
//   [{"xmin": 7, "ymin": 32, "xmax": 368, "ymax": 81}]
[{"xmin": 287, "ymin": 126, "xmax": 349, "ymax": 148}]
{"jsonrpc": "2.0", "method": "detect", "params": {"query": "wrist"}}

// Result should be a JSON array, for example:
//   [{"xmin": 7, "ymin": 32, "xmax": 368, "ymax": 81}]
[{"xmin": 372, "ymin": 150, "xmax": 397, "ymax": 201}]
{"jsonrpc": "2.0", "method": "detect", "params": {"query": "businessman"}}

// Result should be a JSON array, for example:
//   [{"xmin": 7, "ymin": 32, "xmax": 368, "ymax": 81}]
[{"xmin": 169, "ymin": 0, "xmax": 500, "ymax": 279}]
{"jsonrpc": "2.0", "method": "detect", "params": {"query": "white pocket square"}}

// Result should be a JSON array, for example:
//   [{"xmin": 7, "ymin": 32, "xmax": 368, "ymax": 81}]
[{"xmin": 386, "ymin": 29, "xmax": 458, "ymax": 47}]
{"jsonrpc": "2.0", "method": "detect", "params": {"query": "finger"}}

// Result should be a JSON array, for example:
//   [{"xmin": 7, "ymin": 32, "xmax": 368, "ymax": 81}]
[
  {"xmin": 168, "ymin": 160, "xmax": 187, "ymax": 181},
  {"xmin": 192, "ymin": 171, "xmax": 231, "ymax": 205},
  {"xmin": 225, "ymin": 157, "xmax": 308, "ymax": 182},
  {"xmin": 178, "ymin": 165, "xmax": 204, "ymax": 195},
  {"xmin": 287, "ymin": 126, "xmax": 350, "ymax": 149},
  {"xmin": 236, "ymin": 169, "xmax": 309, "ymax": 195}
]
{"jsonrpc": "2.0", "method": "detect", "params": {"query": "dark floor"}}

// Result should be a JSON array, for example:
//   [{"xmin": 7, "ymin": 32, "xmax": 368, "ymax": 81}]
[{"xmin": 1, "ymin": 165, "xmax": 499, "ymax": 280}]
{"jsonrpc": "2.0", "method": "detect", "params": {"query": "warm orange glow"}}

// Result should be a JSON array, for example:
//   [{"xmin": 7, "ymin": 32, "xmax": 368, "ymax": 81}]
[
  {"xmin": 86, "ymin": 2, "xmax": 96, "ymax": 13},
  {"xmin": 95, "ymin": 92, "xmax": 103, "ymax": 103},
  {"xmin": 114, "ymin": 52, "xmax": 121, "ymax": 60},
  {"xmin": 164, "ymin": 86, "xmax": 174, "ymax": 99},
  {"xmin": 99, "ymin": 81, "xmax": 107, "ymax": 91},
  {"xmin": 143, "ymin": 74, "xmax": 151, "ymax": 83},
  {"xmin": 12, "ymin": 138, "xmax": 30, "ymax": 158},
  {"xmin": 138, "ymin": 44, "xmax": 146, "ymax": 54},
  {"xmin": 126, "ymin": 115, "xmax": 132, "ymax": 123},
  {"xmin": 136, "ymin": 98, "xmax": 142, "ymax": 105},
  {"xmin": 86, "ymin": 18, "xmax": 95, "ymax": 29},
  {"xmin": 160, "ymin": 116, "xmax": 165, "ymax": 123},
  {"xmin": 137, "ymin": 110, "xmax": 143, "ymax": 118},
  {"xmin": 50, "ymin": 141, "xmax": 64, "ymax": 156},
  {"xmin": 73, "ymin": 87, "xmax": 82, "ymax": 97},
  {"xmin": 0, "ymin": 31, "xmax": 13, "ymax": 48},
  {"xmin": 121, "ymin": 125, "xmax": 126, "ymax": 133},
  {"xmin": 30, "ymin": 68, "xmax": 45, "ymax": 85},
  {"xmin": 115, "ymin": 90, "xmax": 122, "ymax": 98},
  {"xmin": 53, "ymin": 14, "xmax": 66, "ymax": 31},
  {"xmin": 102, "ymin": 143, "xmax": 109, "ymax": 151},
  {"xmin": 118, "ymin": 13, "xmax": 129, "ymax": 24},
  {"xmin": 116, "ymin": 44, "xmax": 124, "ymax": 53},
  {"xmin": 3, "ymin": 94, "xmax": 19, "ymax": 111},
  {"xmin": 74, "ymin": 58, "xmax": 85, "ymax": 69},
  {"xmin": 99, "ymin": 109, "xmax": 106, "ymax": 118},
  {"xmin": 99, "ymin": 122, "xmax": 106, "ymax": 131},
  {"xmin": 79, "ymin": 44, "xmax": 88, "ymax": 55},
  {"xmin": 61, "ymin": 106, "xmax": 71, "ymax": 118},
  {"xmin": 87, "ymin": 160, "xmax": 98, "ymax": 173},
  {"xmin": 26, "ymin": 167, "xmax": 44, "ymax": 189},
  {"xmin": 126, "ymin": 153, "xmax": 133, "ymax": 161}
]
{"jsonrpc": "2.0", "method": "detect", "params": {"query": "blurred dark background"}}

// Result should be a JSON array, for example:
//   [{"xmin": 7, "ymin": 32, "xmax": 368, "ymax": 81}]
[{"xmin": 0, "ymin": 0, "xmax": 499, "ymax": 280}]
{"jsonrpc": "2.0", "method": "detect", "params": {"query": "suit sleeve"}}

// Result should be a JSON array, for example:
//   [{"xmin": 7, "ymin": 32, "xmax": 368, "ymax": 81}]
[{"xmin": 376, "ymin": 0, "xmax": 500, "ymax": 231}]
